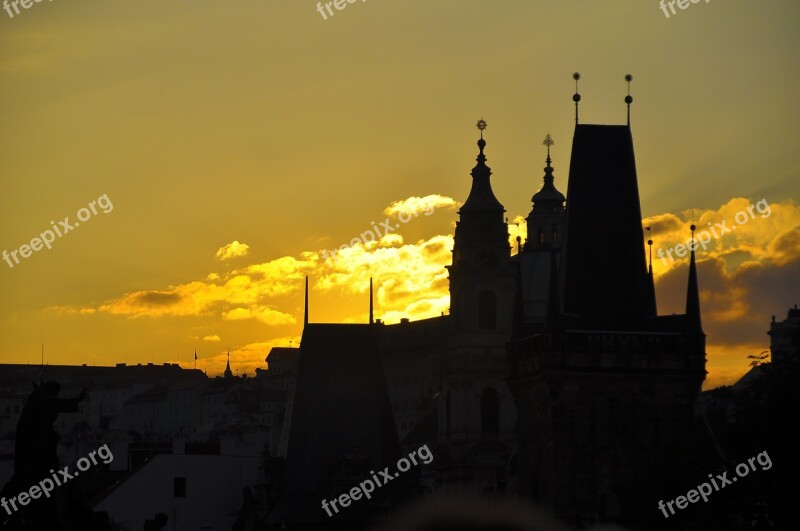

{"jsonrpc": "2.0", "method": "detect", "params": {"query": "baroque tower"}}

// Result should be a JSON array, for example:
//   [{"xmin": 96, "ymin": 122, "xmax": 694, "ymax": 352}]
[{"xmin": 440, "ymin": 120, "xmax": 517, "ymax": 491}]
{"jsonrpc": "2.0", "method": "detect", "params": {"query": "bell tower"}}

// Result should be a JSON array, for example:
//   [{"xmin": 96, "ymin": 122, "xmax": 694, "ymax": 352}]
[
  {"xmin": 439, "ymin": 120, "xmax": 517, "ymax": 492},
  {"xmin": 447, "ymin": 119, "xmax": 515, "ymax": 333}
]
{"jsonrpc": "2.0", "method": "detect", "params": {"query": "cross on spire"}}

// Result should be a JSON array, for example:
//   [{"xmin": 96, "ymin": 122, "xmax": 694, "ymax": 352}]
[
  {"xmin": 543, "ymin": 133, "xmax": 554, "ymax": 162},
  {"xmin": 476, "ymin": 118, "xmax": 487, "ymax": 138}
]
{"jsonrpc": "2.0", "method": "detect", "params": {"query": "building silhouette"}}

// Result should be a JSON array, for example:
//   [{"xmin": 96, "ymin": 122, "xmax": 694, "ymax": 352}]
[{"xmin": 267, "ymin": 81, "xmax": 709, "ymax": 528}]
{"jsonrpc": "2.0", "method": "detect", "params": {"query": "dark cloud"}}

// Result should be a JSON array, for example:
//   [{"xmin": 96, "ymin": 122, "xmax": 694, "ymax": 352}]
[{"xmin": 134, "ymin": 291, "xmax": 182, "ymax": 307}]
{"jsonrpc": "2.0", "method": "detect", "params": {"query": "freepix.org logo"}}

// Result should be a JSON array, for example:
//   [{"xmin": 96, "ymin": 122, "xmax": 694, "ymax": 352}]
[
  {"xmin": 658, "ymin": 0, "xmax": 712, "ymax": 19},
  {"xmin": 1, "ymin": 444, "xmax": 114, "ymax": 517},
  {"xmin": 2, "ymin": 194, "xmax": 114, "ymax": 270},
  {"xmin": 2, "ymin": 0, "xmax": 57, "ymax": 20},
  {"xmin": 315, "ymin": 0, "xmax": 368, "ymax": 21},
  {"xmin": 321, "ymin": 444, "xmax": 433, "ymax": 517}
]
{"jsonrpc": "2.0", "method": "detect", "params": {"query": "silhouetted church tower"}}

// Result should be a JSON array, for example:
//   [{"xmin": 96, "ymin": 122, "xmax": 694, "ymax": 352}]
[
  {"xmin": 508, "ymin": 75, "xmax": 706, "ymax": 525},
  {"xmin": 440, "ymin": 120, "xmax": 517, "ymax": 490},
  {"xmin": 525, "ymin": 134, "xmax": 566, "ymax": 251},
  {"xmin": 224, "ymin": 348, "xmax": 233, "ymax": 379},
  {"xmin": 516, "ymin": 134, "xmax": 567, "ymax": 324},
  {"xmin": 448, "ymin": 120, "xmax": 515, "ymax": 333}
]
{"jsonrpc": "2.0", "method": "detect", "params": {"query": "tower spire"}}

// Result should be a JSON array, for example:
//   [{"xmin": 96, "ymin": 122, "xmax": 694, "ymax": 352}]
[
  {"xmin": 476, "ymin": 118, "xmax": 487, "ymax": 164},
  {"xmin": 458, "ymin": 118, "xmax": 504, "ymax": 214},
  {"xmin": 625, "ymin": 74, "xmax": 633, "ymax": 125},
  {"xmin": 686, "ymin": 223, "xmax": 703, "ymax": 333},
  {"xmin": 304, "ymin": 276, "xmax": 309, "ymax": 326},
  {"xmin": 572, "ymin": 72, "xmax": 581, "ymax": 125},
  {"xmin": 224, "ymin": 347, "xmax": 233, "ymax": 378},
  {"xmin": 646, "ymin": 226, "xmax": 657, "ymax": 316},
  {"xmin": 530, "ymin": 133, "xmax": 564, "ymax": 208},
  {"xmin": 543, "ymin": 133, "xmax": 555, "ymax": 185},
  {"xmin": 369, "ymin": 277, "xmax": 374, "ymax": 324}
]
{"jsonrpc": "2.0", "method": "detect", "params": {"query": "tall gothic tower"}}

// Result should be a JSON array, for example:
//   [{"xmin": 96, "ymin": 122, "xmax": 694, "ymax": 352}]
[{"xmin": 508, "ymin": 79, "xmax": 706, "ymax": 526}]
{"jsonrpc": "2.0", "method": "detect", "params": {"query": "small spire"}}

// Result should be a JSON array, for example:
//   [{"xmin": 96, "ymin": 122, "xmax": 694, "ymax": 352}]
[
  {"xmin": 572, "ymin": 72, "xmax": 581, "ymax": 125},
  {"xmin": 460, "ymin": 118, "xmax": 504, "ymax": 213},
  {"xmin": 476, "ymin": 118, "xmax": 487, "ymax": 138},
  {"xmin": 476, "ymin": 118, "xmax": 488, "ymax": 163},
  {"xmin": 543, "ymin": 133, "xmax": 555, "ymax": 184},
  {"xmin": 645, "ymin": 226, "xmax": 657, "ymax": 316},
  {"xmin": 625, "ymin": 74, "xmax": 633, "ymax": 126},
  {"xmin": 304, "ymin": 276, "xmax": 309, "ymax": 326},
  {"xmin": 686, "ymin": 223, "xmax": 703, "ymax": 333},
  {"xmin": 369, "ymin": 277, "xmax": 374, "ymax": 325},
  {"xmin": 543, "ymin": 133, "xmax": 554, "ymax": 165},
  {"xmin": 224, "ymin": 347, "xmax": 233, "ymax": 378},
  {"xmin": 530, "ymin": 133, "xmax": 565, "ymax": 213}
]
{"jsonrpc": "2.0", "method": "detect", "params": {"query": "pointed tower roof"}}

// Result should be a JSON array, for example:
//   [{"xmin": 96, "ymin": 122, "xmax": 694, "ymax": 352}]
[
  {"xmin": 561, "ymin": 124, "xmax": 655, "ymax": 328},
  {"xmin": 450, "ymin": 119, "xmax": 511, "ymax": 271},
  {"xmin": 531, "ymin": 134, "xmax": 566, "ymax": 209},
  {"xmin": 459, "ymin": 119, "xmax": 504, "ymax": 214},
  {"xmin": 686, "ymin": 224, "xmax": 704, "ymax": 334},
  {"xmin": 224, "ymin": 348, "xmax": 233, "ymax": 378}
]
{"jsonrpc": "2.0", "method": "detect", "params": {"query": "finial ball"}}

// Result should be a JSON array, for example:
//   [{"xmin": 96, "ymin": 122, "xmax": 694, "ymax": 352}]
[
  {"xmin": 476, "ymin": 119, "xmax": 487, "ymax": 131},
  {"xmin": 573, "ymin": 72, "xmax": 581, "ymax": 81},
  {"xmin": 690, "ymin": 224, "xmax": 697, "ymax": 231},
  {"xmin": 625, "ymin": 74, "xmax": 633, "ymax": 82},
  {"xmin": 625, "ymin": 95, "xmax": 633, "ymax": 104},
  {"xmin": 648, "ymin": 239, "xmax": 653, "ymax": 246},
  {"xmin": 573, "ymin": 93, "xmax": 581, "ymax": 102}
]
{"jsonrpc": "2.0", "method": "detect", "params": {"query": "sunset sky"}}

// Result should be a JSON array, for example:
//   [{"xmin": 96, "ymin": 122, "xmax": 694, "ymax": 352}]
[{"xmin": 0, "ymin": 0, "xmax": 798, "ymax": 388}]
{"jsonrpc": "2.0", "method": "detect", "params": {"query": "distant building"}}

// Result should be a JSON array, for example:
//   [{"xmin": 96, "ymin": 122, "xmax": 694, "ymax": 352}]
[
  {"xmin": 769, "ymin": 304, "xmax": 800, "ymax": 365},
  {"xmin": 95, "ymin": 452, "xmax": 261, "ymax": 531}
]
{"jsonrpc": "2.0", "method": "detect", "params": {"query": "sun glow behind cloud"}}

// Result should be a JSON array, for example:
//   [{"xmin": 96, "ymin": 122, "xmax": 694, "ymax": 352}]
[
  {"xmin": 40, "ymin": 195, "xmax": 800, "ymax": 384},
  {"xmin": 645, "ymin": 198, "xmax": 800, "ymax": 389}
]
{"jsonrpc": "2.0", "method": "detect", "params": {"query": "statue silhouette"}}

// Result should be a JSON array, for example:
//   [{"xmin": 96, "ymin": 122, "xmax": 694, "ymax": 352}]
[{"xmin": 1, "ymin": 381, "xmax": 88, "ymax": 530}]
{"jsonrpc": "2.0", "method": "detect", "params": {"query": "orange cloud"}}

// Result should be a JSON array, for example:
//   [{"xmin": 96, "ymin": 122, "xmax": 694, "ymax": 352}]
[
  {"xmin": 653, "ymin": 200, "xmax": 800, "ymax": 389},
  {"xmin": 222, "ymin": 305, "xmax": 296, "ymax": 326},
  {"xmin": 51, "ymin": 195, "xmax": 799, "ymax": 387},
  {"xmin": 383, "ymin": 194, "xmax": 459, "ymax": 217},
  {"xmin": 215, "ymin": 240, "xmax": 250, "ymax": 260},
  {"xmin": 644, "ymin": 198, "xmax": 800, "ymax": 277}
]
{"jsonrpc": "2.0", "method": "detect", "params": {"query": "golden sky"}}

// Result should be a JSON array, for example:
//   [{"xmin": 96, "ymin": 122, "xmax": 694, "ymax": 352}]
[{"xmin": 1, "ymin": 0, "xmax": 798, "ymax": 388}]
